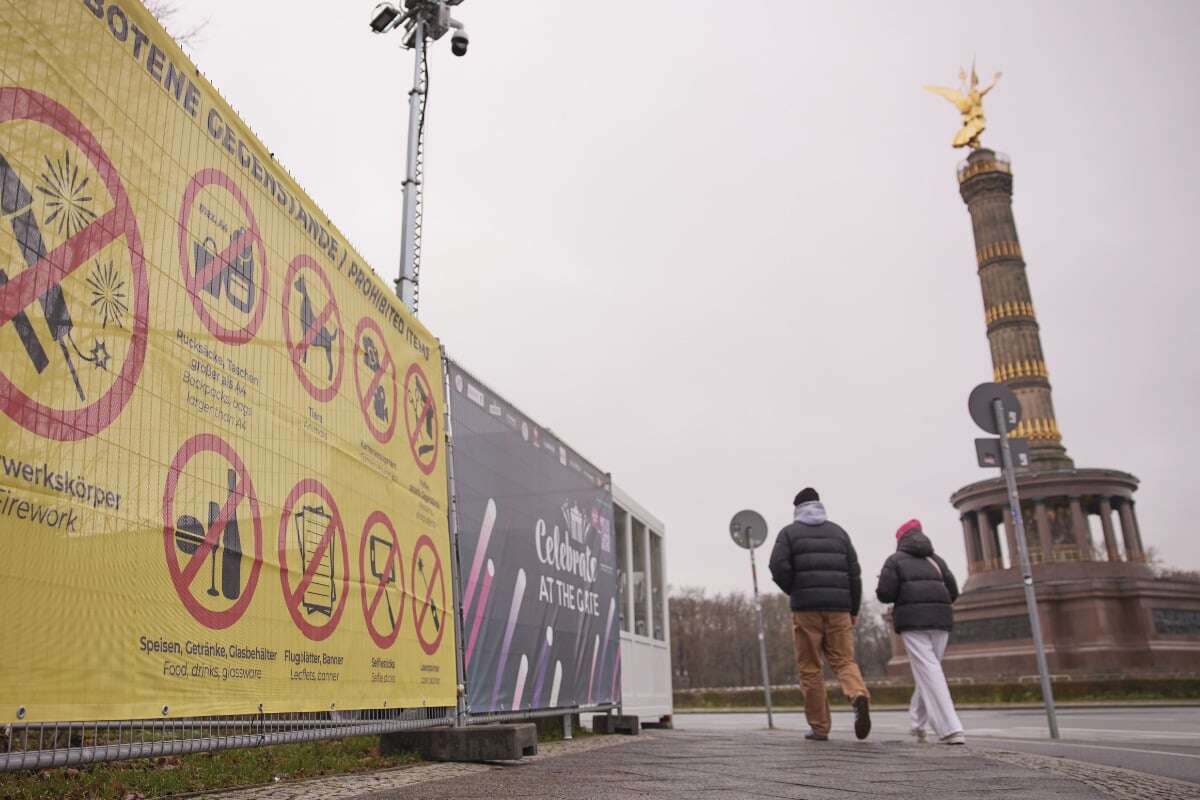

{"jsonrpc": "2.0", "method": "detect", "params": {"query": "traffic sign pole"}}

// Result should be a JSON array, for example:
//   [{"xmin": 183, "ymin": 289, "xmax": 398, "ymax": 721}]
[
  {"xmin": 729, "ymin": 510, "xmax": 774, "ymax": 731},
  {"xmin": 993, "ymin": 398, "xmax": 1060, "ymax": 740},
  {"xmin": 748, "ymin": 545, "xmax": 774, "ymax": 730}
]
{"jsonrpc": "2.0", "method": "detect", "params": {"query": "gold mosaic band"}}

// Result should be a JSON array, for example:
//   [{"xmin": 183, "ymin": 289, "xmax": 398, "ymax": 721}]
[
  {"xmin": 985, "ymin": 300, "xmax": 1036, "ymax": 324},
  {"xmin": 977, "ymin": 240, "xmax": 1023, "ymax": 264},
  {"xmin": 993, "ymin": 359, "xmax": 1048, "ymax": 381},
  {"xmin": 1007, "ymin": 417, "xmax": 1063, "ymax": 442}
]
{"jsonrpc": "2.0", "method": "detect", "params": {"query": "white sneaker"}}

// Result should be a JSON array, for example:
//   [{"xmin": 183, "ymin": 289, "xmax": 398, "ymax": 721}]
[
  {"xmin": 939, "ymin": 731, "xmax": 966, "ymax": 746},
  {"xmin": 910, "ymin": 727, "xmax": 927, "ymax": 743}
]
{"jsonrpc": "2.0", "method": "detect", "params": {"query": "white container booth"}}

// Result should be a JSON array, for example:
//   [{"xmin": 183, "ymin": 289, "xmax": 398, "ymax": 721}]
[{"xmin": 613, "ymin": 485, "xmax": 673, "ymax": 727}]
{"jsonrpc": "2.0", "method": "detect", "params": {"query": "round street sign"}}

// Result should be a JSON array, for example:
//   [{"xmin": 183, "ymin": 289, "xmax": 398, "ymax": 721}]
[
  {"xmin": 729, "ymin": 510, "xmax": 769, "ymax": 550},
  {"xmin": 968, "ymin": 382, "xmax": 1022, "ymax": 435}
]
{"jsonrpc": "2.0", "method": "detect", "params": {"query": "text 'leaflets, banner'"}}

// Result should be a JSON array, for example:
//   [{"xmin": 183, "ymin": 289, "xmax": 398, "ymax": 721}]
[
  {"xmin": 0, "ymin": 0, "xmax": 455, "ymax": 722},
  {"xmin": 447, "ymin": 362, "xmax": 620, "ymax": 714}
]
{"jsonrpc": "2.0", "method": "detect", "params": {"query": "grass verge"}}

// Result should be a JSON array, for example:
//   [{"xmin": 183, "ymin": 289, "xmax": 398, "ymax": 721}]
[
  {"xmin": 676, "ymin": 676, "xmax": 1200, "ymax": 710},
  {"xmin": 0, "ymin": 735, "xmax": 420, "ymax": 800},
  {"xmin": 0, "ymin": 718, "xmax": 606, "ymax": 799}
]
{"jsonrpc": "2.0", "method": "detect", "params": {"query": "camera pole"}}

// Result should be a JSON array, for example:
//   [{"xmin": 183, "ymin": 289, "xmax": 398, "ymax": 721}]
[
  {"xmin": 372, "ymin": 1, "xmax": 469, "ymax": 314},
  {"xmin": 397, "ymin": 18, "xmax": 426, "ymax": 313}
]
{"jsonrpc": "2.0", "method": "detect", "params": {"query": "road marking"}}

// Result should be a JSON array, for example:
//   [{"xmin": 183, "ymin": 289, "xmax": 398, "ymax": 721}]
[
  {"xmin": 968, "ymin": 726, "xmax": 1200, "ymax": 741},
  {"xmin": 974, "ymin": 736, "xmax": 1200, "ymax": 760}
]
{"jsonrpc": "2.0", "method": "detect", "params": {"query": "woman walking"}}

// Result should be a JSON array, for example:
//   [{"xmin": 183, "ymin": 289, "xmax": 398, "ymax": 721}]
[{"xmin": 875, "ymin": 519, "xmax": 966, "ymax": 745}]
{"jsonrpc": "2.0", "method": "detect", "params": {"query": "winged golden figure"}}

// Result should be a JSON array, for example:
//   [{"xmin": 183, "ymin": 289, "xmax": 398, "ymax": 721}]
[{"xmin": 925, "ymin": 64, "xmax": 1001, "ymax": 149}]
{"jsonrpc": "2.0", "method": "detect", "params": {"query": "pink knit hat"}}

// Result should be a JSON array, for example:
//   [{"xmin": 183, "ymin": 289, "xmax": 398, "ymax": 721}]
[{"xmin": 895, "ymin": 519, "xmax": 922, "ymax": 540}]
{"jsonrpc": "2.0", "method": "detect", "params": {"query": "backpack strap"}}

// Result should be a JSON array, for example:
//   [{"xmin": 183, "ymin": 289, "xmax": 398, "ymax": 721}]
[{"xmin": 925, "ymin": 556, "xmax": 942, "ymax": 577}]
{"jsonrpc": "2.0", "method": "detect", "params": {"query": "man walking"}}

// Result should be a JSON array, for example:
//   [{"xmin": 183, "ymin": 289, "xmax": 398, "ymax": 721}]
[{"xmin": 769, "ymin": 488, "xmax": 871, "ymax": 741}]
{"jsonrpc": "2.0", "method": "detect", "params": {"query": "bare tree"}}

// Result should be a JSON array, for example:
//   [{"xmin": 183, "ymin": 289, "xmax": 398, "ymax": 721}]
[
  {"xmin": 669, "ymin": 587, "xmax": 896, "ymax": 689},
  {"xmin": 145, "ymin": 1, "xmax": 208, "ymax": 46},
  {"xmin": 1145, "ymin": 547, "xmax": 1200, "ymax": 583}
]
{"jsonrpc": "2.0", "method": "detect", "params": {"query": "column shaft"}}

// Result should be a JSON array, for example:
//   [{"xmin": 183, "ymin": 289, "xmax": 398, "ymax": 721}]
[
  {"xmin": 1130, "ymin": 502, "xmax": 1146, "ymax": 559},
  {"xmin": 977, "ymin": 510, "xmax": 998, "ymax": 571},
  {"xmin": 1098, "ymin": 497, "xmax": 1120, "ymax": 561},
  {"xmin": 1118, "ymin": 500, "xmax": 1142, "ymax": 561},
  {"xmin": 1034, "ymin": 501, "xmax": 1053, "ymax": 564},
  {"xmin": 958, "ymin": 149, "xmax": 1073, "ymax": 470},
  {"xmin": 1002, "ymin": 505, "xmax": 1018, "ymax": 569},
  {"xmin": 1069, "ymin": 497, "xmax": 1092, "ymax": 560},
  {"xmin": 961, "ymin": 514, "xmax": 979, "ymax": 574}
]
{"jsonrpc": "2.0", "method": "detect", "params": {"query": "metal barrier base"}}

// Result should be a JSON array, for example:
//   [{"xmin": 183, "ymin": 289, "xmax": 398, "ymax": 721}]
[{"xmin": 381, "ymin": 723, "xmax": 537, "ymax": 762}]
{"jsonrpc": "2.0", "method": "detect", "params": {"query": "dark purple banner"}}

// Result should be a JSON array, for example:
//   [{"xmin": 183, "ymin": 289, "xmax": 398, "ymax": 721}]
[{"xmin": 446, "ymin": 362, "xmax": 619, "ymax": 714}]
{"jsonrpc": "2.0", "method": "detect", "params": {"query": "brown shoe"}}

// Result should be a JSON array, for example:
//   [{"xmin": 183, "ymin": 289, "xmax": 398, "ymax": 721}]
[
  {"xmin": 805, "ymin": 731, "xmax": 829, "ymax": 741},
  {"xmin": 852, "ymin": 696, "xmax": 871, "ymax": 740}
]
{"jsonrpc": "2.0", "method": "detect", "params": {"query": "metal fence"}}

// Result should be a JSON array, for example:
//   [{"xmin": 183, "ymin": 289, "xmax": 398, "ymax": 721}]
[
  {"xmin": 463, "ymin": 704, "xmax": 614, "ymax": 727},
  {"xmin": 0, "ymin": 706, "xmax": 455, "ymax": 772},
  {"xmin": 0, "ymin": 701, "xmax": 623, "ymax": 771}
]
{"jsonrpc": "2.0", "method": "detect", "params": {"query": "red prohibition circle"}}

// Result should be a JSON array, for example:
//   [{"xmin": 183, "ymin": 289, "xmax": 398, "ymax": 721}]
[
  {"xmin": 177, "ymin": 168, "xmax": 269, "ymax": 345},
  {"xmin": 411, "ymin": 534, "xmax": 448, "ymax": 656},
  {"xmin": 0, "ymin": 87, "xmax": 149, "ymax": 442},
  {"xmin": 282, "ymin": 254, "xmax": 344, "ymax": 403},
  {"xmin": 278, "ymin": 478, "xmax": 350, "ymax": 642},
  {"xmin": 403, "ymin": 362, "xmax": 439, "ymax": 476},
  {"xmin": 352, "ymin": 316, "xmax": 398, "ymax": 444},
  {"xmin": 161, "ymin": 433, "xmax": 263, "ymax": 630},
  {"xmin": 358, "ymin": 511, "xmax": 406, "ymax": 650}
]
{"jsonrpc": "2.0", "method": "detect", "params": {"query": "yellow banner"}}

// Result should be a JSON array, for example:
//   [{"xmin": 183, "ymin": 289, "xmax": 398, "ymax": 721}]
[{"xmin": 0, "ymin": 0, "xmax": 456, "ymax": 721}]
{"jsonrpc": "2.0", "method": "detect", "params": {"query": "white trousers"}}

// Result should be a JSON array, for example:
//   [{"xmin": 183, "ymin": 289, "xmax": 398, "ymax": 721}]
[{"xmin": 901, "ymin": 630, "xmax": 964, "ymax": 739}]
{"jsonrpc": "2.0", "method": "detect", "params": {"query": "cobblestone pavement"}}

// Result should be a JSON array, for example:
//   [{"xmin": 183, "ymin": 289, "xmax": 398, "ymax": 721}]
[
  {"xmin": 183, "ymin": 734, "xmax": 635, "ymax": 800},
  {"xmin": 983, "ymin": 749, "xmax": 1200, "ymax": 800},
  {"xmin": 190, "ymin": 730, "xmax": 1200, "ymax": 800}
]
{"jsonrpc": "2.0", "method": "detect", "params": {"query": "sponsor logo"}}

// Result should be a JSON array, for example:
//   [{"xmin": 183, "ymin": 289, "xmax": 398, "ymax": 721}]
[
  {"xmin": 562, "ymin": 501, "xmax": 590, "ymax": 545},
  {"xmin": 558, "ymin": 446, "xmax": 567, "ymax": 466},
  {"xmin": 454, "ymin": 373, "xmax": 463, "ymax": 393},
  {"xmin": 521, "ymin": 421, "xmax": 529, "ymax": 441},
  {"xmin": 504, "ymin": 413, "xmax": 518, "ymax": 429},
  {"xmin": 466, "ymin": 384, "xmax": 485, "ymax": 407},
  {"xmin": 487, "ymin": 402, "xmax": 502, "ymax": 417}
]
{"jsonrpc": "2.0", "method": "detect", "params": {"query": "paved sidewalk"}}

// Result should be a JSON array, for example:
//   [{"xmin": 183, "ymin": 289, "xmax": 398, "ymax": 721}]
[{"xmin": 192, "ymin": 729, "xmax": 1200, "ymax": 800}]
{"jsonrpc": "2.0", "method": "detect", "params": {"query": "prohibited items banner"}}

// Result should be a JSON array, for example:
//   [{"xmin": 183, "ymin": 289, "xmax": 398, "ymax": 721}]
[{"xmin": 0, "ymin": 1, "xmax": 455, "ymax": 722}]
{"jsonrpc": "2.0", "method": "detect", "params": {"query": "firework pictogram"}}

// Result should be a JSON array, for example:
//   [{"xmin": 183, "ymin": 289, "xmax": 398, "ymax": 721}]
[
  {"xmin": 85, "ymin": 259, "xmax": 128, "ymax": 329},
  {"xmin": 37, "ymin": 150, "xmax": 97, "ymax": 237}
]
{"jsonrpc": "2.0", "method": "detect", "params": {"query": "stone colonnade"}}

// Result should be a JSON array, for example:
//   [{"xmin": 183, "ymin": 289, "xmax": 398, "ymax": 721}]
[{"xmin": 952, "ymin": 470, "xmax": 1144, "ymax": 576}]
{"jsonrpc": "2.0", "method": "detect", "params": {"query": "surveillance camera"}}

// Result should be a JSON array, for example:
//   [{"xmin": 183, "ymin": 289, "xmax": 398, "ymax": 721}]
[
  {"xmin": 370, "ymin": 2, "xmax": 403, "ymax": 33},
  {"xmin": 451, "ymin": 27, "xmax": 469, "ymax": 57}
]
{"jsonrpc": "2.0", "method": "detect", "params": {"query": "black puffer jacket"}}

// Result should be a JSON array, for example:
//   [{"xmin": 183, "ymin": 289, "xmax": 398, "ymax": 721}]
[
  {"xmin": 769, "ymin": 503, "xmax": 862, "ymax": 615},
  {"xmin": 875, "ymin": 530, "xmax": 959, "ymax": 633}
]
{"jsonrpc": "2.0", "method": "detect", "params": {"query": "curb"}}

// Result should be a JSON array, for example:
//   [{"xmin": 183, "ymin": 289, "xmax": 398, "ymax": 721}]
[{"xmin": 675, "ymin": 700, "xmax": 1200, "ymax": 713}]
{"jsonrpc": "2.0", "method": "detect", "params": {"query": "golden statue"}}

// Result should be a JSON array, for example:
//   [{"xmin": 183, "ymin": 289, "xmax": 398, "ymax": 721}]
[{"xmin": 925, "ymin": 64, "xmax": 1001, "ymax": 149}]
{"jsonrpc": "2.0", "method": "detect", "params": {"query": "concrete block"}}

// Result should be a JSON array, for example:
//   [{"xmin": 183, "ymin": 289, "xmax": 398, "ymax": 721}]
[
  {"xmin": 533, "ymin": 713, "xmax": 580, "ymax": 738},
  {"xmin": 380, "ymin": 723, "xmax": 537, "ymax": 762},
  {"xmin": 592, "ymin": 714, "xmax": 640, "ymax": 735}
]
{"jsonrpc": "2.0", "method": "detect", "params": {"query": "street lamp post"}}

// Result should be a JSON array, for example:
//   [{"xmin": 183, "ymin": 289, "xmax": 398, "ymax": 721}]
[{"xmin": 370, "ymin": 1, "xmax": 470, "ymax": 314}]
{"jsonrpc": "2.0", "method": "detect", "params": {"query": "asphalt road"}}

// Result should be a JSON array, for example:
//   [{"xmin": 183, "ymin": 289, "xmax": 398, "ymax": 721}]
[{"xmin": 677, "ymin": 706, "xmax": 1200, "ymax": 784}]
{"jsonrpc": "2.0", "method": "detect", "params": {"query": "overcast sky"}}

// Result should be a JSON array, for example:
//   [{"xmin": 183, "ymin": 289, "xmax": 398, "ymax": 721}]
[{"xmin": 175, "ymin": 0, "xmax": 1200, "ymax": 594}]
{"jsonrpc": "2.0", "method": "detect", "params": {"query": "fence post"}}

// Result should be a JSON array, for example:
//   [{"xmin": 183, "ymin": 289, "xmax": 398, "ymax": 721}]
[{"xmin": 442, "ymin": 348, "xmax": 469, "ymax": 726}]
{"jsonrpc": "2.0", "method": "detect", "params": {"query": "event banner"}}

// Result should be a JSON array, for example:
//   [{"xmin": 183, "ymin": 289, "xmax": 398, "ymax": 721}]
[
  {"xmin": 447, "ymin": 362, "xmax": 619, "ymax": 713},
  {"xmin": 0, "ymin": 0, "xmax": 456, "ymax": 722}
]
